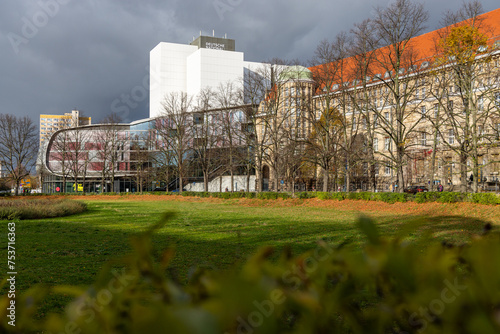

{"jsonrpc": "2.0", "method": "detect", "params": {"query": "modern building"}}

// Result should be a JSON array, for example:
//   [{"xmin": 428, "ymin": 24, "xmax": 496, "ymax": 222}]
[
  {"xmin": 40, "ymin": 110, "xmax": 91, "ymax": 145},
  {"xmin": 149, "ymin": 34, "xmax": 265, "ymax": 118}
]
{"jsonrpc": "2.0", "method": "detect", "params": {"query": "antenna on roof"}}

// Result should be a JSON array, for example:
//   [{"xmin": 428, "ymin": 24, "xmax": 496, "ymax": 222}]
[
  {"xmin": 213, "ymin": 29, "xmax": 215, "ymax": 37},
  {"xmin": 225, "ymin": 33, "xmax": 227, "ymax": 39},
  {"xmin": 200, "ymin": 30, "xmax": 202, "ymax": 36}
]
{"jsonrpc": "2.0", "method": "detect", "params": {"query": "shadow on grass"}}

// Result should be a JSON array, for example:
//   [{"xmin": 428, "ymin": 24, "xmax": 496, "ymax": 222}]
[{"xmin": 1, "ymin": 207, "xmax": 493, "ymax": 319}]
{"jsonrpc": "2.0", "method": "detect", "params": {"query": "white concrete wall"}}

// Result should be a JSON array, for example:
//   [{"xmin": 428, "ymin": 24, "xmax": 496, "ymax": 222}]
[
  {"xmin": 184, "ymin": 175, "xmax": 256, "ymax": 192},
  {"xmin": 150, "ymin": 40, "xmax": 265, "ymax": 118},
  {"xmin": 150, "ymin": 42, "xmax": 197, "ymax": 118},
  {"xmin": 187, "ymin": 48, "xmax": 244, "ymax": 99}
]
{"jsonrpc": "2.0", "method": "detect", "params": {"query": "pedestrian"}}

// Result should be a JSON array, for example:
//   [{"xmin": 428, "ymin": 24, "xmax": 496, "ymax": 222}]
[{"xmin": 438, "ymin": 184, "xmax": 443, "ymax": 192}]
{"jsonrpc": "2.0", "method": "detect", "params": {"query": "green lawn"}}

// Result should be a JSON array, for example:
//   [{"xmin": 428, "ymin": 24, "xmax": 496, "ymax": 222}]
[{"xmin": 1, "ymin": 196, "xmax": 497, "ymax": 316}]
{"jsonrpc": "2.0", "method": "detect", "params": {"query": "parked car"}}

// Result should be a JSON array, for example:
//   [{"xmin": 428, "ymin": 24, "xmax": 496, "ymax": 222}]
[{"xmin": 403, "ymin": 185, "xmax": 429, "ymax": 194}]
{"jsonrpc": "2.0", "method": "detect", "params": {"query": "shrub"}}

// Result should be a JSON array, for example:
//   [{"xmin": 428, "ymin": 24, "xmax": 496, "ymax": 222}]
[
  {"xmin": 0, "ymin": 199, "xmax": 87, "ymax": 220},
  {"xmin": 295, "ymin": 191, "xmax": 312, "ymax": 199},
  {"xmin": 414, "ymin": 191, "xmax": 440, "ymax": 203},
  {"xmin": 467, "ymin": 192, "xmax": 500, "ymax": 205},
  {"xmin": 256, "ymin": 192, "xmax": 291, "ymax": 200},
  {"xmin": 245, "ymin": 192, "xmax": 257, "ymax": 199},
  {"xmin": 102, "ymin": 192, "xmax": 118, "ymax": 196},
  {"xmin": 152, "ymin": 189, "xmax": 500, "ymax": 206},
  {"xmin": 313, "ymin": 191, "xmax": 330, "ymax": 200},
  {"xmin": 436, "ymin": 191, "xmax": 466, "ymax": 203}
]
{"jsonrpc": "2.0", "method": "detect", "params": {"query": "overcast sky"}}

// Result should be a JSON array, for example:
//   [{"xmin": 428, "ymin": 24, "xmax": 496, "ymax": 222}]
[{"xmin": 1, "ymin": 0, "xmax": 499, "ymax": 126}]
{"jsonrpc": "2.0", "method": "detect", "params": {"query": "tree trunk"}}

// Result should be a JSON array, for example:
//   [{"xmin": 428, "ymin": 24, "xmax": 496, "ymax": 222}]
[
  {"xmin": 460, "ymin": 153, "xmax": 467, "ymax": 193},
  {"xmin": 345, "ymin": 160, "xmax": 350, "ymax": 192},
  {"xmin": 322, "ymin": 167, "xmax": 328, "ymax": 192},
  {"xmin": 246, "ymin": 167, "xmax": 251, "ymax": 192},
  {"xmin": 472, "ymin": 160, "xmax": 479, "ymax": 193},
  {"xmin": 204, "ymin": 172, "xmax": 209, "ymax": 192},
  {"xmin": 230, "ymin": 170, "xmax": 234, "ymax": 192}
]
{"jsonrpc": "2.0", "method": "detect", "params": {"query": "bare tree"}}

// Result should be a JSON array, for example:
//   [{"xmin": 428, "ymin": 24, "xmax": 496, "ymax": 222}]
[
  {"xmin": 130, "ymin": 130, "xmax": 152, "ymax": 193},
  {"xmin": 191, "ymin": 87, "xmax": 222, "ymax": 192},
  {"xmin": 256, "ymin": 59, "xmax": 298, "ymax": 191},
  {"xmin": 241, "ymin": 65, "xmax": 270, "ymax": 192},
  {"xmin": 95, "ymin": 114, "xmax": 127, "ymax": 193},
  {"xmin": 371, "ymin": 0, "xmax": 430, "ymax": 191},
  {"xmin": 66, "ymin": 127, "xmax": 93, "ymax": 193},
  {"xmin": 308, "ymin": 37, "xmax": 346, "ymax": 192},
  {"xmin": 0, "ymin": 114, "xmax": 38, "ymax": 195},
  {"xmin": 48, "ymin": 129, "xmax": 72, "ymax": 193},
  {"xmin": 157, "ymin": 92, "xmax": 194, "ymax": 193},
  {"xmin": 348, "ymin": 19, "xmax": 382, "ymax": 191},
  {"xmin": 216, "ymin": 82, "xmax": 244, "ymax": 191}
]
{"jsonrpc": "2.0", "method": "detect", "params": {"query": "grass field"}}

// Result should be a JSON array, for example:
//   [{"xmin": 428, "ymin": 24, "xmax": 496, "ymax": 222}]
[{"xmin": 2, "ymin": 194, "xmax": 499, "ymax": 316}]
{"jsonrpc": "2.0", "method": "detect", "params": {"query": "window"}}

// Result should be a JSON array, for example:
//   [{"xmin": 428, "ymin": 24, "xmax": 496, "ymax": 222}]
[
  {"xmin": 362, "ymin": 116, "xmax": 367, "ymax": 130},
  {"xmin": 385, "ymin": 163, "xmax": 392, "ymax": 176},
  {"xmin": 374, "ymin": 114, "xmax": 378, "ymax": 127},
  {"xmin": 448, "ymin": 129, "xmax": 454, "ymax": 144},
  {"xmin": 374, "ymin": 163, "xmax": 379, "ymax": 176},
  {"xmin": 384, "ymin": 112, "xmax": 390, "ymax": 122},
  {"xmin": 434, "ymin": 104, "xmax": 439, "ymax": 118},
  {"xmin": 421, "ymin": 106, "xmax": 426, "ymax": 118},
  {"xmin": 421, "ymin": 132, "xmax": 427, "ymax": 146},
  {"xmin": 478, "ymin": 125, "xmax": 484, "ymax": 142},
  {"xmin": 421, "ymin": 87, "xmax": 426, "ymax": 99},
  {"xmin": 373, "ymin": 137, "xmax": 379, "ymax": 152},
  {"xmin": 193, "ymin": 113, "xmax": 204, "ymax": 125},
  {"xmin": 352, "ymin": 117, "xmax": 357, "ymax": 130},
  {"xmin": 448, "ymin": 100, "xmax": 454, "ymax": 111},
  {"xmin": 384, "ymin": 137, "xmax": 391, "ymax": 151}
]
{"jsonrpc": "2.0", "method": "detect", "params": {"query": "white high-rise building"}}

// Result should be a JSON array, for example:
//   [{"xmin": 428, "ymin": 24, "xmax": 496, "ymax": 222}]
[{"xmin": 149, "ymin": 35, "xmax": 264, "ymax": 118}]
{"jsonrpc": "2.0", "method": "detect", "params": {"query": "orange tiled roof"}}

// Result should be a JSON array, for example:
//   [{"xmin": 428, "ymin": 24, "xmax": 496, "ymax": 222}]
[{"xmin": 309, "ymin": 7, "xmax": 500, "ymax": 94}]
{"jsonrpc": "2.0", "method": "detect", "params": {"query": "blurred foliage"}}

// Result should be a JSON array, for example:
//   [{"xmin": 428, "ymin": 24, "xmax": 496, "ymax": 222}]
[{"xmin": 1, "ymin": 213, "xmax": 500, "ymax": 333}]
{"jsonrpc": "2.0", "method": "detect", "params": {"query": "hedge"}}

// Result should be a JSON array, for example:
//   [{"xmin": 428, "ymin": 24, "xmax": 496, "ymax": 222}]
[{"xmin": 15, "ymin": 190, "xmax": 500, "ymax": 205}]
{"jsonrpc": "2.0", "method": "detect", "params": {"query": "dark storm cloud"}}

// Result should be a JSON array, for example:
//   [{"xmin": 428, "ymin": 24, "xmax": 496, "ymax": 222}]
[{"xmin": 1, "ymin": 0, "xmax": 499, "ymax": 125}]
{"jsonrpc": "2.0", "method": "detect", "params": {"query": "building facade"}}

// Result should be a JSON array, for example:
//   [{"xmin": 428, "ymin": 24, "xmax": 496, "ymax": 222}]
[
  {"xmin": 40, "ymin": 110, "xmax": 91, "ymax": 145},
  {"xmin": 149, "ymin": 34, "xmax": 265, "ymax": 118},
  {"xmin": 41, "ymin": 8, "xmax": 500, "ymax": 193},
  {"xmin": 255, "ymin": 8, "xmax": 500, "ymax": 192}
]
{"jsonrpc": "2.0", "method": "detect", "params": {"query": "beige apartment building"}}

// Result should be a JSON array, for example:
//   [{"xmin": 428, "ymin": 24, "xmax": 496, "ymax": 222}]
[
  {"xmin": 39, "ymin": 109, "xmax": 91, "ymax": 145},
  {"xmin": 256, "ymin": 8, "xmax": 500, "ymax": 192}
]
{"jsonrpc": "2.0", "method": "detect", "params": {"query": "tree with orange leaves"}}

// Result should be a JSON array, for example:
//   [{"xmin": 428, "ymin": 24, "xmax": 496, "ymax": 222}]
[{"xmin": 431, "ymin": 1, "xmax": 498, "ymax": 193}]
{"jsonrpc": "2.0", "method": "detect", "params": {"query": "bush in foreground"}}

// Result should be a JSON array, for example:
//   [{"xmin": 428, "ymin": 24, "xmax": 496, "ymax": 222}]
[
  {"xmin": 2, "ymin": 214, "xmax": 499, "ymax": 333},
  {"xmin": 0, "ymin": 199, "xmax": 87, "ymax": 220}
]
